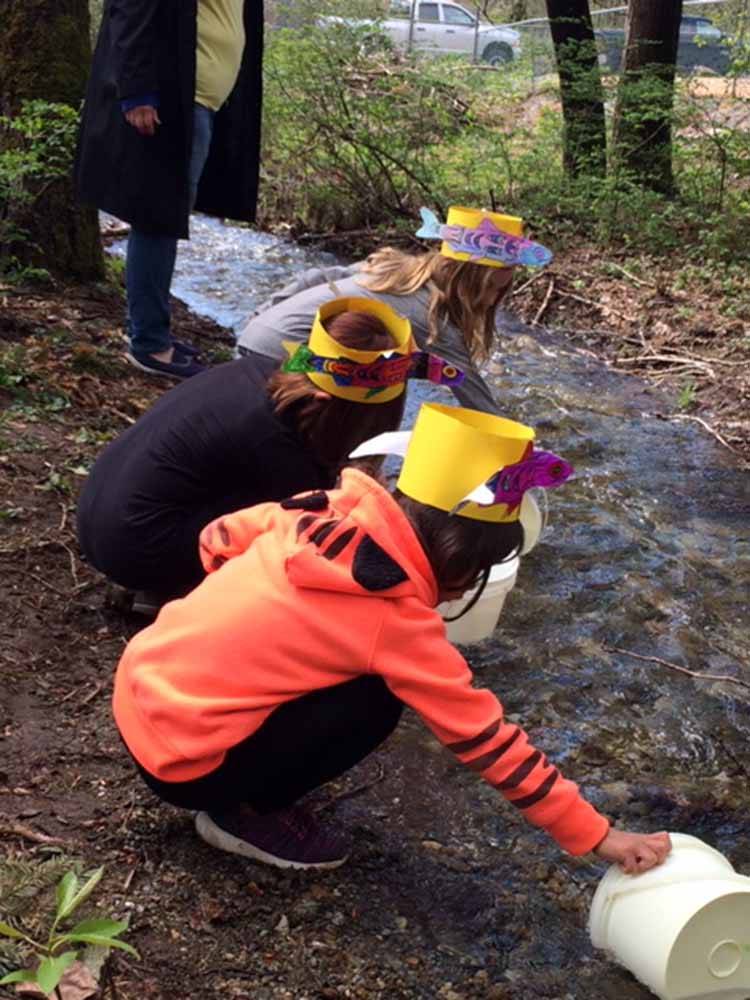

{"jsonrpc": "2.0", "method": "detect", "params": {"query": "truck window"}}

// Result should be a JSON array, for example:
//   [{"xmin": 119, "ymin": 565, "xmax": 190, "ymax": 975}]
[
  {"xmin": 418, "ymin": 3, "xmax": 440, "ymax": 22},
  {"xmin": 443, "ymin": 5, "xmax": 475, "ymax": 25}
]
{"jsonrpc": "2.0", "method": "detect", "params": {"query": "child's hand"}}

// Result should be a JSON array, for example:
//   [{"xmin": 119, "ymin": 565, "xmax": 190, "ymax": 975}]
[{"xmin": 594, "ymin": 829, "xmax": 671, "ymax": 874}]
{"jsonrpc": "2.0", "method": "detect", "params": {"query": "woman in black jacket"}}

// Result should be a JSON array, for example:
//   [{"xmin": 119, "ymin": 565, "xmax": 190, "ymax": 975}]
[{"xmin": 77, "ymin": 299, "xmax": 461, "ymax": 610}]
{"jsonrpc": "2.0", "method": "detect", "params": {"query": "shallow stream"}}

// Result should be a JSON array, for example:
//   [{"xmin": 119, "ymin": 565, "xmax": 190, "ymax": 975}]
[{"xmin": 113, "ymin": 217, "xmax": 750, "ymax": 998}]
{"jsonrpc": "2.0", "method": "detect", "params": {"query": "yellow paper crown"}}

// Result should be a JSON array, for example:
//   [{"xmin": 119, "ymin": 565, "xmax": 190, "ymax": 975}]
[
  {"xmin": 282, "ymin": 297, "xmax": 413, "ymax": 404},
  {"xmin": 398, "ymin": 404, "xmax": 535, "ymax": 523},
  {"xmin": 442, "ymin": 206, "xmax": 524, "ymax": 270}
]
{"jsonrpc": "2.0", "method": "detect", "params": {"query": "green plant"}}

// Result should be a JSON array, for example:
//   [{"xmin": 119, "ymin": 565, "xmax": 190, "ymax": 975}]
[
  {"xmin": 0, "ymin": 100, "xmax": 80, "ymax": 274},
  {"xmin": 0, "ymin": 867, "xmax": 138, "ymax": 998},
  {"xmin": 0, "ymin": 345, "xmax": 33, "ymax": 394},
  {"xmin": 677, "ymin": 381, "xmax": 698, "ymax": 411},
  {"xmin": 105, "ymin": 254, "xmax": 126, "ymax": 289}
]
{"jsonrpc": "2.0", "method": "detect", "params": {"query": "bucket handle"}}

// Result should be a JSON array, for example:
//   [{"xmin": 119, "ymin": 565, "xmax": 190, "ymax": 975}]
[{"xmin": 602, "ymin": 873, "xmax": 750, "ymax": 905}]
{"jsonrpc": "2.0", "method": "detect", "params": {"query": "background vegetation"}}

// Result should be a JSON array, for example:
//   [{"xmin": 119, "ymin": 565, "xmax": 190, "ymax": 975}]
[{"xmin": 259, "ymin": 3, "xmax": 750, "ymax": 268}]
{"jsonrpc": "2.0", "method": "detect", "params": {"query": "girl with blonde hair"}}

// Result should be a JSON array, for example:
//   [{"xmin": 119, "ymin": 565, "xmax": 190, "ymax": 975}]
[{"xmin": 237, "ymin": 206, "xmax": 552, "ymax": 414}]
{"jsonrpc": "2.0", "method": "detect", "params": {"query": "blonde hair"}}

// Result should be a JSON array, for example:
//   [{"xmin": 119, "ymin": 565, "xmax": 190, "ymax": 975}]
[{"xmin": 358, "ymin": 247, "xmax": 514, "ymax": 364}]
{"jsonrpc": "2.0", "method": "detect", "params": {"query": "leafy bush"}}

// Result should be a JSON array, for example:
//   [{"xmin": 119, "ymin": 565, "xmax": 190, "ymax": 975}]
[
  {"xmin": 262, "ymin": 14, "xmax": 750, "ymax": 271},
  {"xmin": 0, "ymin": 100, "xmax": 79, "ymax": 276}
]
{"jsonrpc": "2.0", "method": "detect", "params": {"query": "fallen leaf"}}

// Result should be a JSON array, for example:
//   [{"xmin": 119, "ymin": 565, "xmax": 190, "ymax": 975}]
[{"xmin": 15, "ymin": 960, "xmax": 98, "ymax": 1000}]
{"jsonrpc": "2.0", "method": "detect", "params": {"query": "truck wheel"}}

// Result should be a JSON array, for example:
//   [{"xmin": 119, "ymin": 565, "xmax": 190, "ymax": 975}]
[{"xmin": 482, "ymin": 42, "xmax": 513, "ymax": 66}]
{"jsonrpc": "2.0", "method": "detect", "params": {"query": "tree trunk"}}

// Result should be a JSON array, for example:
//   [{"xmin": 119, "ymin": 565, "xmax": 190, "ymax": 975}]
[
  {"xmin": 611, "ymin": 0, "xmax": 683, "ymax": 195},
  {"xmin": 545, "ymin": 0, "xmax": 607, "ymax": 178},
  {"xmin": 0, "ymin": 0, "xmax": 104, "ymax": 280}
]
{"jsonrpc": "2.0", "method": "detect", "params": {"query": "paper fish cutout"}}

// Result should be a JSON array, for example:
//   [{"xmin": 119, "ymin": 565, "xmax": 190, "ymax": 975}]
[
  {"xmin": 456, "ymin": 449, "xmax": 573, "ymax": 513},
  {"xmin": 416, "ymin": 207, "xmax": 553, "ymax": 268},
  {"xmin": 283, "ymin": 344, "xmax": 464, "ymax": 397}
]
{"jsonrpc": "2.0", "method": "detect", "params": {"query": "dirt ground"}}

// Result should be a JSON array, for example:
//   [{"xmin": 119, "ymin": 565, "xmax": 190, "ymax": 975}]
[{"xmin": 0, "ymin": 259, "xmax": 747, "ymax": 999}]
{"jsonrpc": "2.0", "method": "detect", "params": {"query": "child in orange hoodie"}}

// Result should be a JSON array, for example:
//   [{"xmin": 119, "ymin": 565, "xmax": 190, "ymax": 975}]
[{"xmin": 113, "ymin": 402, "xmax": 671, "ymax": 873}]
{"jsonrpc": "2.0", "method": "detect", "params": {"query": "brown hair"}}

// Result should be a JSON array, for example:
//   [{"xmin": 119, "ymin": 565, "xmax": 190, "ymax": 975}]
[
  {"xmin": 358, "ymin": 247, "xmax": 514, "ymax": 364},
  {"xmin": 395, "ymin": 490, "xmax": 523, "ymax": 594},
  {"xmin": 266, "ymin": 310, "xmax": 406, "ymax": 470}
]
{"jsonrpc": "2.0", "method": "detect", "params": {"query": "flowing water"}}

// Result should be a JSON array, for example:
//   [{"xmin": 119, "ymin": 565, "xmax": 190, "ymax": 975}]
[{"xmin": 113, "ymin": 217, "xmax": 750, "ymax": 998}]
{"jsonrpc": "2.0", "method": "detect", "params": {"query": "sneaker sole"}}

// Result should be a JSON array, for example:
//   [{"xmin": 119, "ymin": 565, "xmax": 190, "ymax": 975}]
[
  {"xmin": 123, "ymin": 352, "xmax": 187, "ymax": 379},
  {"xmin": 194, "ymin": 811, "xmax": 348, "ymax": 871}
]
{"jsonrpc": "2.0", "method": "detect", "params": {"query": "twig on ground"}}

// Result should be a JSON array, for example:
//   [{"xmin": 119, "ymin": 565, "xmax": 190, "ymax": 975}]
[
  {"xmin": 0, "ymin": 815, "xmax": 68, "ymax": 845},
  {"xmin": 118, "ymin": 792, "xmax": 139, "ymax": 834},
  {"xmin": 607, "ymin": 647, "xmax": 750, "ymax": 689},
  {"xmin": 511, "ymin": 269, "xmax": 548, "ymax": 297},
  {"xmin": 607, "ymin": 262, "xmax": 656, "ymax": 288},
  {"xmin": 533, "ymin": 277, "xmax": 555, "ymax": 326},
  {"xmin": 8, "ymin": 569, "xmax": 70, "ymax": 600},
  {"xmin": 556, "ymin": 289, "xmax": 636, "ymax": 324},
  {"xmin": 81, "ymin": 681, "xmax": 107, "ymax": 706},
  {"xmin": 110, "ymin": 409, "xmax": 136, "ymax": 426},
  {"xmin": 616, "ymin": 353, "xmax": 716, "ymax": 378},
  {"xmin": 60, "ymin": 542, "xmax": 80, "ymax": 588},
  {"xmin": 654, "ymin": 412, "xmax": 746, "ymax": 458}
]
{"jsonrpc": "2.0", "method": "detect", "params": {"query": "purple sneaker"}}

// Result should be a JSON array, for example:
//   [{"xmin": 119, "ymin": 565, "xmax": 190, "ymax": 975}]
[{"xmin": 195, "ymin": 806, "xmax": 350, "ymax": 870}]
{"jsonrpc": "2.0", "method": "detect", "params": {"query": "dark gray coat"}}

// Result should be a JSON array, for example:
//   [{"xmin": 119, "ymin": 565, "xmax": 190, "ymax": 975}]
[{"xmin": 74, "ymin": 0, "xmax": 263, "ymax": 238}]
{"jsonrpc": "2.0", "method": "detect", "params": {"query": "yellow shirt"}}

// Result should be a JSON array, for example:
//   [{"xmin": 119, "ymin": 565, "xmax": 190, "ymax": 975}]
[{"xmin": 195, "ymin": 0, "xmax": 246, "ymax": 112}]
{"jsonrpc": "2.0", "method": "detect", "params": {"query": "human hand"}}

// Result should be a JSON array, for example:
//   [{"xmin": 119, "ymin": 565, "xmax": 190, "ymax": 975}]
[
  {"xmin": 594, "ymin": 828, "xmax": 671, "ymax": 875},
  {"xmin": 124, "ymin": 105, "xmax": 161, "ymax": 136}
]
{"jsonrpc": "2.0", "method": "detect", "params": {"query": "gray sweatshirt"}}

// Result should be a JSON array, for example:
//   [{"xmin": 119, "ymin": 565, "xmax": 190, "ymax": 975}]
[{"xmin": 236, "ymin": 264, "xmax": 499, "ymax": 414}]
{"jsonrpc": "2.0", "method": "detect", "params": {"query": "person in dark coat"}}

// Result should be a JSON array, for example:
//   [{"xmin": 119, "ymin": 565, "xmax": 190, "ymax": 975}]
[
  {"xmin": 76, "ymin": 298, "xmax": 462, "ymax": 613},
  {"xmin": 75, "ymin": 0, "xmax": 263, "ymax": 380}
]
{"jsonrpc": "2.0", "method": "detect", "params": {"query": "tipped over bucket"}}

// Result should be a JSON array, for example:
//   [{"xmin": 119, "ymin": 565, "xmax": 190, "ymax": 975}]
[
  {"xmin": 589, "ymin": 833, "xmax": 750, "ymax": 1000},
  {"xmin": 439, "ymin": 557, "xmax": 519, "ymax": 645}
]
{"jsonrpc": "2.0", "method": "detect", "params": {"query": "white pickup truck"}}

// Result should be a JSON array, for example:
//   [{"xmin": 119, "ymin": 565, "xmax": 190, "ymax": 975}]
[{"xmin": 323, "ymin": 1, "xmax": 522, "ymax": 66}]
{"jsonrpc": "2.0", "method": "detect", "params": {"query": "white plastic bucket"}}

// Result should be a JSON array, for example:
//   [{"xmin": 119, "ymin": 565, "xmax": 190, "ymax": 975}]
[
  {"xmin": 589, "ymin": 833, "xmax": 750, "ymax": 1000},
  {"xmin": 439, "ymin": 557, "xmax": 519, "ymax": 645}
]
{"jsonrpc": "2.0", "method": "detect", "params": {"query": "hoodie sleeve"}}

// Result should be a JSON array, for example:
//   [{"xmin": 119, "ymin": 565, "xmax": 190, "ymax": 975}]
[
  {"xmin": 372, "ymin": 604, "xmax": 609, "ymax": 856},
  {"xmin": 199, "ymin": 503, "xmax": 279, "ymax": 574}
]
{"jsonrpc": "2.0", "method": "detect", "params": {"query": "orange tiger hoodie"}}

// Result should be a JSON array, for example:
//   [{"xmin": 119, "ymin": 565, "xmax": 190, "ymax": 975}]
[{"xmin": 113, "ymin": 467, "xmax": 609, "ymax": 856}]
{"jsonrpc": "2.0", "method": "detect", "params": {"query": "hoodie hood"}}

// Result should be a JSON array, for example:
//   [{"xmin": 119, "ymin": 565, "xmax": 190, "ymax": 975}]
[{"xmin": 284, "ymin": 468, "xmax": 438, "ymax": 607}]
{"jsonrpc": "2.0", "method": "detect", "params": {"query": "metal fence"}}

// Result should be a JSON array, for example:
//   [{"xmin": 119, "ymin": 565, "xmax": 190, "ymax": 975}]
[{"xmin": 502, "ymin": 0, "xmax": 741, "ymax": 81}]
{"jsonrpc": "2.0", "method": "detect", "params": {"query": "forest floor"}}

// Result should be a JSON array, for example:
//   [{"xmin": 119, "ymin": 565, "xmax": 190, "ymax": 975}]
[{"xmin": 0, "ymin": 242, "xmax": 747, "ymax": 999}]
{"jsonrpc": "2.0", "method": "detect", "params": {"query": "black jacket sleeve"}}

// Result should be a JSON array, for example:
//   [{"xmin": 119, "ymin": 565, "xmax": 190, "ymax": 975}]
[{"xmin": 109, "ymin": 0, "xmax": 161, "ymax": 100}]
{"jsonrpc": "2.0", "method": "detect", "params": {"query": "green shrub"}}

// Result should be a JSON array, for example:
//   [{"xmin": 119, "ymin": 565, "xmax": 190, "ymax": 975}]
[{"xmin": 0, "ymin": 100, "xmax": 79, "ymax": 276}]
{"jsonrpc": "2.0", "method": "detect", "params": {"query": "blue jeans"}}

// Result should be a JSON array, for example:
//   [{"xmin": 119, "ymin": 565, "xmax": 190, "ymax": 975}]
[{"xmin": 126, "ymin": 104, "xmax": 215, "ymax": 356}]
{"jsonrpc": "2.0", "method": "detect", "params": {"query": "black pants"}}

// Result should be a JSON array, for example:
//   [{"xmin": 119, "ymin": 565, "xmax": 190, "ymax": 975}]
[{"xmin": 134, "ymin": 675, "xmax": 403, "ymax": 814}]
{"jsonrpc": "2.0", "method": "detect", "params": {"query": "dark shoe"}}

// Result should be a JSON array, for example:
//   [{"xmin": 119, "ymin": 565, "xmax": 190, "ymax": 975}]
[
  {"xmin": 125, "ymin": 349, "xmax": 205, "ymax": 380},
  {"xmin": 171, "ymin": 338, "xmax": 201, "ymax": 357},
  {"xmin": 195, "ymin": 806, "xmax": 350, "ymax": 870}
]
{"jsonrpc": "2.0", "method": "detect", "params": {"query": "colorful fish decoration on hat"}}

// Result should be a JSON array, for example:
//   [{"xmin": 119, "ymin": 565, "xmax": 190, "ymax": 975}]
[
  {"xmin": 454, "ymin": 447, "xmax": 573, "ymax": 515},
  {"xmin": 283, "ymin": 344, "xmax": 464, "ymax": 399},
  {"xmin": 416, "ymin": 207, "xmax": 553, "ymax": 268}
]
